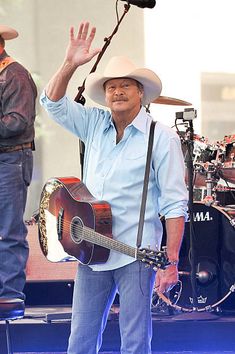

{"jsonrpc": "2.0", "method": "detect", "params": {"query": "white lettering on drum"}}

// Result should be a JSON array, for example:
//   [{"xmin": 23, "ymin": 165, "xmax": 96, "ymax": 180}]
[{"xmin": 193, "ymin": 211, "xmax": 213, "ymax": 222}]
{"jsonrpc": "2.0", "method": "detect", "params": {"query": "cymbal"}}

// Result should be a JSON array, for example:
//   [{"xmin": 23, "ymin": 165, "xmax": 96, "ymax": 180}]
[{"xmin": 152, "ymin": 95, "xmax": 192, "ymax": 106}]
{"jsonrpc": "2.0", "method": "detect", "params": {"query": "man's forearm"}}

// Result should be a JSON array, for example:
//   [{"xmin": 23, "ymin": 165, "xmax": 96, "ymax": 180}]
[
  {"xmin": 45, "ymin": 61, "xmax": 77, "ymax": 101},
  {"xmin": 165, "ymin": 216, "xmax": 185, "ymax": 262}
]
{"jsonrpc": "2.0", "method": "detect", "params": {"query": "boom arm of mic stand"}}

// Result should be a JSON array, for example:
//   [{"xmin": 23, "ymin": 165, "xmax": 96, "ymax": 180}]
[
  {"xmin": 74, "ymin": 4, "xmax": 130, "ymax": 180},
  {"xmin": 74, "ymin": 4, "xmax": 130, "ymax": 103}
]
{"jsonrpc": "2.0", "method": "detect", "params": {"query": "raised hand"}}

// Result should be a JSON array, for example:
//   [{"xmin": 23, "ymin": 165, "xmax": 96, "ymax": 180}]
[
  {"xmin": 65, "ymin": 22, "xmax": 101, "ymax": 67},
  {"xmin": 45, "ymin": 22, "xmax": 101, "ymax": 101}
]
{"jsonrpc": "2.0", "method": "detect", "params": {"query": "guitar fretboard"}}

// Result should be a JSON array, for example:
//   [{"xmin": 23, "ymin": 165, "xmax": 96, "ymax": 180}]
[{"xmin": 73, "ymin": 224, "xmax": 137, "ymax": 259}]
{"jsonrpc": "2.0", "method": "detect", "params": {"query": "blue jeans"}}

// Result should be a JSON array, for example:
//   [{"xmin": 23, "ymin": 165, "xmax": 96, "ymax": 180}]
[
  {"xmin": 67, "ymin": 261, "xmax": 156, "ymax": 354},
  {"xmin": 0, "ymin": 149, "xmax": 33, "ymax": 299}
]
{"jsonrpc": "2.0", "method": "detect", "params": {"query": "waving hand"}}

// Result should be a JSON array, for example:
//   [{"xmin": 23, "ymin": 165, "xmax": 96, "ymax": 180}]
[{"xmin": 65, "ymin": 22, "xmax": 101, "ymax": 67}]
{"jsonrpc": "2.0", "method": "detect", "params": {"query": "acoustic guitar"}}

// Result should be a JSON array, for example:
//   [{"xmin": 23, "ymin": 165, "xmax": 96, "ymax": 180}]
[{"xmin": 38, "ymin": 177, "xmax": 168, "ymax": 269}]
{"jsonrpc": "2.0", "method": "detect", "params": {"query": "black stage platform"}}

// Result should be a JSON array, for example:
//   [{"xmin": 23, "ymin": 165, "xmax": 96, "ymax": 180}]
[{"xmin": 1, "ymin": 306, "xmax": 235, "ymax": 354}]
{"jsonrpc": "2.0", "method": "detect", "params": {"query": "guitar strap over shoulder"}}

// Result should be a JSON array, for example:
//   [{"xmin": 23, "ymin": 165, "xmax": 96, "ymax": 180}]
[{"xmin": 136, "ymin": 120, "xmax": 156, "ymax": 248}]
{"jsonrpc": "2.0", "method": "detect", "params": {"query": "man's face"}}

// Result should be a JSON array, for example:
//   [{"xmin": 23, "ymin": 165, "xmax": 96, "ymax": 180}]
[{"xmin": 104, "ymin": 78, "xmax": 143, "ymax": 113}]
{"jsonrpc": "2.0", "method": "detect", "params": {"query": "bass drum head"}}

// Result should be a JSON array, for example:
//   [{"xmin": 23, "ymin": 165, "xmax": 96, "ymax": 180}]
[{"xmin": 161, "ymin": 203, "xmax": 235, "ymax": 311}]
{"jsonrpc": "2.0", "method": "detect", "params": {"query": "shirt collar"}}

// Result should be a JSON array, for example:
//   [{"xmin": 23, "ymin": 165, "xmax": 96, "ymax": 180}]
[
  {"xmin": 103, "ymin": 106, "xmax": 149, "ymax": 134},
  {"xmin": 103, "ymin": 113, "xmax": 114, "ymax": 132},
  {"xmin": 131, "ymin": 106, "xmax": 149, "ymax": 134}
]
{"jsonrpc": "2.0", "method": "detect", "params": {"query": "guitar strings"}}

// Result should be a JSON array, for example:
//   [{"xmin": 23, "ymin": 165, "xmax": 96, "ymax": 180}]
[
  {"xmin": 58, "ymin": 219, "xmax": 100, "ymax": 241},
  {"xmin": 56, "ymin": 218, "xmax": 120, "ymax": 248},
  {"xmin": 53, "ymin": 218, "xmax": 165, "ymax": 266}
]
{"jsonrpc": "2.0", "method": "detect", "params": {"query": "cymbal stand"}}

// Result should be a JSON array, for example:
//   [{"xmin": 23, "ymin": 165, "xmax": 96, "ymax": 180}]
[
  {"xmin": 175, "ymin": 108, "xmax": 218, "ymax": 320},
  {"xmin": 203, "ymin": 163, "xmax": 219, "ymax": 206}
]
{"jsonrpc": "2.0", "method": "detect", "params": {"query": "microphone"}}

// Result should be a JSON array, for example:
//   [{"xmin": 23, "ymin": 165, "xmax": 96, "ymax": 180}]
[{"xmin": 120, "ymin": 0, "xmax": 156, "ymax": 9}]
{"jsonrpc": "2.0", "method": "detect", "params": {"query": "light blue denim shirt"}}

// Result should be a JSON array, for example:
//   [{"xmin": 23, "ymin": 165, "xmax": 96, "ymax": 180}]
[{"xmin": 40, "ymin": 92, "xmax": 188, "ymax": 271}]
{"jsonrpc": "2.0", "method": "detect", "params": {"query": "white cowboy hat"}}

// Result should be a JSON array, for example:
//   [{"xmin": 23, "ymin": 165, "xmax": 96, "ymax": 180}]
[
  {"xmin": 0, "ymin": 25, "xmax": 18, "ymax": 40},
  {"xmin": 85, "ymin": 56, "xmax": 162, "ymax": 106}
]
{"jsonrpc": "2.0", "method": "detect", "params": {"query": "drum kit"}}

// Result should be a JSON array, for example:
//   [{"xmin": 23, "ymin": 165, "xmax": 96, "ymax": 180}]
[{"xmin": 151, "ymin": 96, "xmax": 235, "ymax": 314}]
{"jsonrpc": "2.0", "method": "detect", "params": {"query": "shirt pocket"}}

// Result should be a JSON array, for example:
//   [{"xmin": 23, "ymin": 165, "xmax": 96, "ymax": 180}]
[{"xmin": 123, "ymin": 135, "xmax": 146, "ymax": 160}]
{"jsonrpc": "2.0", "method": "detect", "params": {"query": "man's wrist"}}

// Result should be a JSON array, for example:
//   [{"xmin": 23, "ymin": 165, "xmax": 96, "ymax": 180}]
[{"xmin": 167, "ymin": 259, "xmax": 179, "ymax": 266}]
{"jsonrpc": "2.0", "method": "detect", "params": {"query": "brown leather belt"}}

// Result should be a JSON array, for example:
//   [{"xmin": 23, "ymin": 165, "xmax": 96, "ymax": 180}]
[{"xmin": 0, "ymin": 142, "xmax": 33, "ymax": 153}]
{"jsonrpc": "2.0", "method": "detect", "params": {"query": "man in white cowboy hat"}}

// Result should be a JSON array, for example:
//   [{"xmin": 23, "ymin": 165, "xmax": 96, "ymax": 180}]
[
  {"xmin": 0, "ymin": 25, "xmax": 37, "ymax": 302},
  {"xmin": 41, "ymin": 22, "xmax": 187, "ymax": 354}
]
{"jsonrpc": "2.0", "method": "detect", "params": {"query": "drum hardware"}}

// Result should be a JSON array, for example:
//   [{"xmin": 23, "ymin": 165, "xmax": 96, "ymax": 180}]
[
  {"xmin": 203, "ymin": 163, "xmax": 219, "ymax": 206},
  {"xmin": 223, "ymin": 134, "xmax": 235, "ymax": 163},
  {"xmin": 192, "ymin": 162, "xmax": 219, "ymax": 206},
  {"xmin": 174, "ymin": 110, "xmax": 219, "ymax": 319},
  {"xmin": 215, "ymin": 134, "xmax": 235, "ymax": 185},
  {"xmin": 193, "ymin": 140, "xmax": 208, "ymax": 165},
  {"xmin": 152, "ymin": 268, "xmax": 216, "ymax": 313},
  {"xmin": 214, "ymin": 143, "xmax": 226, "ymax": 164},
  {"xmin": 151, "ymin": 280, "xmax": 183, "ymax": 315},
  {"xmin": 193, "ymin": 187, "xmax": 207, "ymax": 202},
  {"xmin": 154, "ymin": 282, "xmax": 235, "ymax": 314},
  {"xmin": 191, "ymin": 138, "xmax": 219, "ymax": 165},
  {"xmin": 230, "ymin": 218, "xmax": 235, "ymax": 227},
  {"xmin": 194, "ymin": 162, "xmax": 235, "ymax": 207},
  {"xmin": 172, "ymin": 114, "xmax": 235, "ymax": 316}
]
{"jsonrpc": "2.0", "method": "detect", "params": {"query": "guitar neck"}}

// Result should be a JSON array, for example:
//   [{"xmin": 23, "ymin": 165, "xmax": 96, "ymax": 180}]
[{"xmin": 80, "ymin": 226, "xmax": 137, "ymax": 259}]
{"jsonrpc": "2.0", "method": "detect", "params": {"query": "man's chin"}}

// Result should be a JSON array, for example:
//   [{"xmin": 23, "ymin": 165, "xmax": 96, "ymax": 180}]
[{"xmin": 111, "ymin": 101, "xmax": 128, "ymax": 109}]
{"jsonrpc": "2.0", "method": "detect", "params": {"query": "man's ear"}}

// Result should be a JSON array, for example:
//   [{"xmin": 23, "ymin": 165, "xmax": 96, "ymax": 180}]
[{"xmin": 139, "ymin": 90, "xmax": 144, "ymax": 100}]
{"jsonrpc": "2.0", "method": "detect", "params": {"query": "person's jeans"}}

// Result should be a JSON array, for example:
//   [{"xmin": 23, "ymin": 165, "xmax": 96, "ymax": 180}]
[
  {"xmin": 0, "ymin": 149, "xmax": 33, "ymax": 299},
  {"xmin": 67, "ymin": 261, "xmax": 156, "ymax": 354}
]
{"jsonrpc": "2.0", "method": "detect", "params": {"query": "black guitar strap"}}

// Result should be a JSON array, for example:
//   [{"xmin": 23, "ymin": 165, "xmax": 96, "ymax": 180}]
[{"xmin": 136, "ymin": 120, "xmax": 156, "ymax": 248}]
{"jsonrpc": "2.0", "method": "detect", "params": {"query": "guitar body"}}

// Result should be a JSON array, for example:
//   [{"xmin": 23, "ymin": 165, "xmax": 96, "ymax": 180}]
[{"xmin": 38, "ymin": 177, "xmax": 112, "ymax": 264}]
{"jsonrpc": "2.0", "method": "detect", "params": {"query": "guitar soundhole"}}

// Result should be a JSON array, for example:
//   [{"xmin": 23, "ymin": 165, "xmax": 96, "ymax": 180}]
[{"xmin": 70, "ymin": 216, "xmax": 84, "ymax": 244}]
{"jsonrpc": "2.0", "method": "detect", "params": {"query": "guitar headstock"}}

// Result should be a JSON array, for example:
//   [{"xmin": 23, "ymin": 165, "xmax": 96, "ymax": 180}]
[{"xmin": 137, "ymin": 248, "xmax": 169, "ymax": 270}]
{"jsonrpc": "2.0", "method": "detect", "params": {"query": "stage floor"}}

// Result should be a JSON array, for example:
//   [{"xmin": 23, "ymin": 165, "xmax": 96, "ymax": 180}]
[{"xmin": 1, "ymin": 306, "xmax": 235, "ymax": 353}]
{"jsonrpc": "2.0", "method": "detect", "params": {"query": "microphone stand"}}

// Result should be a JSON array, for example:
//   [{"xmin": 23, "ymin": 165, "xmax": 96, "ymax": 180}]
[
  {"xmin": 74, "ymin": 3, "xmax": 130, "ymax": 103},
  {"xmin": 175, "ymin": 109, "xmax": 218, "ymax": 321},
  {"xmin": 74, "ymin": 4, "xmax": 130, "ymax": 179}
]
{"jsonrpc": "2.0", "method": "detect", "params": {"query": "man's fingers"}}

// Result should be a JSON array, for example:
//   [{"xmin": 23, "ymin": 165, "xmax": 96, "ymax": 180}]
[
  {"xmin": 81, "ymin": 22, "xmax": 89, "ymax": 39},
  {"xmin": 70, "ymin": 26, "xmax": 75, "ymax": 41}
]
